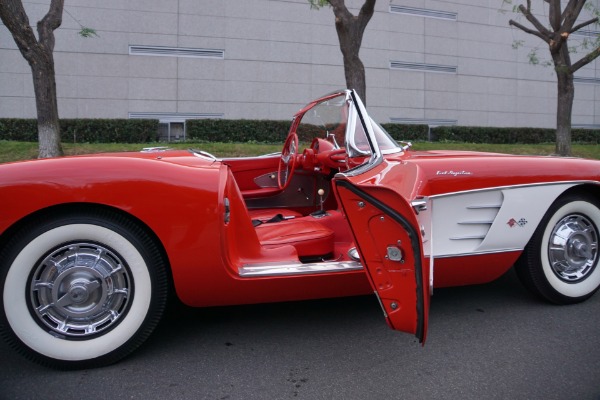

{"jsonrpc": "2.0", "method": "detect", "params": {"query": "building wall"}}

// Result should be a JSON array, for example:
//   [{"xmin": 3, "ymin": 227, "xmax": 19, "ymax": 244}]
[{"xmin": 0, "ymin": 0, "xmax": 598, "ymax": 129}]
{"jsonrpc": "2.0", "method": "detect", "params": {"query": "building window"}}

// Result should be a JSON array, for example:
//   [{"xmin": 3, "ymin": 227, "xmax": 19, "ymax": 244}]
[
  {"xmin": 158, "ymin": 121, "xmax": 186, "ymax": 142},
  {"xmin": 390, "ymin": 118, "xmax": 457, "ymax": 126},
  {"xmin": 129, "ymin": 112, "xmax": 224, "ymax": 142},
  {"xmin": 389, "ymin": 5, "xmax": 457, "ymax": 21},
  {"xmin": 390, "ymin": 61, "xmax": 457, "ymax": 74},
  {"xmin": 574, "ymin": 76, "xmax": 600, "ymax": 85},
  {"xmin": 129, "ymin": 45, "xmax": 225, "ymax": 59},
  {"xmin": 390, "ymin": 118, "xmax": 457, "ymax": 141}
]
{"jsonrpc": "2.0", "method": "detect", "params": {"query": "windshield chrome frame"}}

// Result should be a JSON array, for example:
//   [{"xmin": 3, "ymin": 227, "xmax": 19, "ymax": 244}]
[
  {"xmin": 339, "ymin": 90, "xmax": 384, "ymax": 177},
  {"xmin": 291, "ymin": 89, "xmax": 399, "ymax": 178}
]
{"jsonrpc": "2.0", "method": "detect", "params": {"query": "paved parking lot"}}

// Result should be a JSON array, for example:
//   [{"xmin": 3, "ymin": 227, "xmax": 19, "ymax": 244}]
[{"xmin": 1, "ymin": 269, "xmax": 599, "ymax": 400}]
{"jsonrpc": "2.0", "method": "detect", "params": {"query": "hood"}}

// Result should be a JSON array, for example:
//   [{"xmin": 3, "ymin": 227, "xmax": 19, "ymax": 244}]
[{"xmin": 394, "ymin": 150, "xmax": 600, "ymax": 197}]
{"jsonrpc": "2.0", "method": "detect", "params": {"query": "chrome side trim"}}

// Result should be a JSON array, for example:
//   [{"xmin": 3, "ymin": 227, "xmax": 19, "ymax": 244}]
[
  {"xmin": 450, "ymin": 235, "xmax": 486, "ymax": 240},
  {"xmin": 239, "ymin": 260, "xmax": 363, "ymax": 277},
  {"xmin": 141, "ymin": 146, "xmax": 170, "ymax": 153},
  {"xmin": 189, "ymin": 149, "xmax": 219, "ymax": 161},
  {"xmin": 432, "ymin": 189, "xmax": 503, "ymax": 253},
  {"xmin": 428, "ymin": 180, "xmax": 600, "ymax": 199},
  {"xmin": 411, "ymin": 198, "xmax": 428, "ymax": 214},
  {"xmin": 457, "ymin": 220, "xmax": 495, "ymax": 225},
  {"xmin": 466, "ymin": 204, "xmax": 502, "ymax": 209},
  {"xmin": 434, "ymin": 248, "xmax": 522, "ymax": 259},
  {"xmin": 373, "ymin": 291, "xmax": 388, "ymax": 318}
]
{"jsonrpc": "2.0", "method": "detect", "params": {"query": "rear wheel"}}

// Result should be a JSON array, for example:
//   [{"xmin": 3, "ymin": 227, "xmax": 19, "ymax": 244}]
[
  {"xmin": 515, "ymin": 194, "xmax": 600, "ymax": 304},
  {"xmin": 0, "ymin": 209, "xmax": 169, "ymax": 369}
]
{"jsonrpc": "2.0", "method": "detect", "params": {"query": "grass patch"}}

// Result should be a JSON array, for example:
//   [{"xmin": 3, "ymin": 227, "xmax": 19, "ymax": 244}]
[
  {"xmin": 0, "ymin": 141, "xmax": 283, "ymax": 163},
  {"xmin": 2, "ymin": 140, "xmax": 600, "ymax": 163}
]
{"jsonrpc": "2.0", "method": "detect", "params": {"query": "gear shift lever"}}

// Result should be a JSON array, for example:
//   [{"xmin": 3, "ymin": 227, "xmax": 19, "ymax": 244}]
[
  {"xmin": 318, "ymin": 188, "xmax": 325, "ymax": 211},
  {"xmin": 311, "ymin": 188, "xmax": 327, "ymax": 217}
]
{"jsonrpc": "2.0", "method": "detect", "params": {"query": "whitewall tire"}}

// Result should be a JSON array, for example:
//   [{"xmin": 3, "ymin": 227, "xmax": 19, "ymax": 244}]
[
  {"xmin": 0, "ymin": 209, "xmax": 169, "ymax": 369},
  {"xmin": 515, "ymin": 194, "xmax": 600, "ymax": 304}
]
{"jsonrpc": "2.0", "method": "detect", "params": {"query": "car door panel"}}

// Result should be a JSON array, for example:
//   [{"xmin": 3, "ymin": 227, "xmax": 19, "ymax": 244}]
[{"xmin": 335, "ymin": 179, "xmax": 429, "ymax": 343}]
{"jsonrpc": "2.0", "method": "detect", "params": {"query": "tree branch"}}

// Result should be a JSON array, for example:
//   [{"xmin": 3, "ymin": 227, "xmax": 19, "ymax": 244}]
[
  {"xmin": 0, "ymin": 0, "xmax": 40, "ymax": 63},
  {"xmin": 509, "ymin": 19, "xmax": 549, "ymax": 42},
  {"xmin": 37, "ymin": 0, "xmax": 64, "ymax": 52},
  {"xmin": 560, "ymin": 0, "xmax": 579, "ymax": 24},
  {"xmin": 571, "ymin": 45, "xmax": 600, "ymax": 72},
  {"xmin": 570, "ymin": 17, "xmax": 599, "ymax": 34},
  {"xmin": 517, "ymin": 3, "xmax": 552, "ymax": 37},
  {"xmin": 548, "ymin": 0, "xmax": 561, "ymax": 31},
  {"xmin": 357, "ymin": 0, "xmax": 376, "ymax": 31},
  {"xmin": 328, "ymin": 0, "xmax": 353, "ymax": 23},
  {"xmin": 561, "ymin": 0, "xmax": 587, "ymax": 31}
]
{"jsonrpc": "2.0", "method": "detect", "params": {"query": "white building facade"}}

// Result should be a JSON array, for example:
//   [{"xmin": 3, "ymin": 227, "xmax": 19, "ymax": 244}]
[{"xmin": 1, "ymin": 0, "xmax": 599, "ymax": 132}]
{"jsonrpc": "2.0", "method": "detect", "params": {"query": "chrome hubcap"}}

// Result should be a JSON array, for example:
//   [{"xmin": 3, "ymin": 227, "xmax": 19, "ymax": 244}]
[
  {"xmin": 29, "ymin": 243, "xmax": 132, "ymax": 338},
  {"xmin": 548, "ymin": 214, "xmax": 598, "ymax": 282}
]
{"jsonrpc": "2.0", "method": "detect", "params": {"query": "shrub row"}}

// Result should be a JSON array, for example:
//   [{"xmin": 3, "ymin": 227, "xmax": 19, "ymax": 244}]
[
  {"xmin": 430, "ymin": 126, "xmax": 600, "ymax": 144},
  {"xmin": 2, "ymin": 118, "xmax": 599, "ymax": 144},
  {"xmin": 187, "ymin": 119, "xmax": 291, "ymax": 143},
  {"xmin": 0, "ymin": 119, "xmax": 158, "ymax": 143},
  {"xmin": 186, "ymin": 119, "xmax": 431, "ymax": 143}
]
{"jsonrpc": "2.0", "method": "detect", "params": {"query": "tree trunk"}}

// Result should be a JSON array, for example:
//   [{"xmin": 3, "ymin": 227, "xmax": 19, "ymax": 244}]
[
  {"xmin": 0, "ymin": 0, "xmax": 64, "ymax": 158},
  {"xmin": 508, "ymin": 1, "xmax": 600, "ymax": 158},
  {"xmin": 329, "ymin": 0, "xmax": 375, "ymax": 105},
  {"xmin": 32, "ymin": 64, "xmax": 63, "ymax": 157},
  {"xmin": 555, "ymin": 71, "xmax": 574, "ymax": 156},
  {"xmin": 33, "ymin": 60, "xmax": 63, "ymax": 158},
  {"xmin": 337, "ymin": 28, "xmax": 367, "ymax": 103},
  {"xmin": 551, "ymin": 39, "xmax": 574, "ymax": 157}
]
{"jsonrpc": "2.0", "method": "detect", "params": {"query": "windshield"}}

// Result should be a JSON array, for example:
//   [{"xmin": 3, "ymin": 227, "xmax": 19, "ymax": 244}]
[
  {"xmin": 294, "ymin": 92, "xmax": 401, "ymax": 157},
  {"xmin": 296, "ymin": 94, "xmax": 348, "ymax": 148}
]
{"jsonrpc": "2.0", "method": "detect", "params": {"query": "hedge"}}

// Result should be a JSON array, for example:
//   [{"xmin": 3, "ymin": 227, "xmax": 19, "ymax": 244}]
[
  {"xmin": 0, "ymin": 119, "xmax": 158, "ymax": 143},
  {"xmin": 1, "ymin": 118, "xmax": 599, "ymax": 144},
  {"xmin": 430, "ymin": 126, "xmax": 600, "ymax": 144},
  {"xmin": 186, "ymin": 119, "xmax": 291, "ymax": 143}
]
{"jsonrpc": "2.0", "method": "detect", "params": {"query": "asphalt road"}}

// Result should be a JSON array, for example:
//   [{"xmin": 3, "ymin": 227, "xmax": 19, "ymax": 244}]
[{"xmin": 1, "ymin": 269, "xmax": 599, "ymax": 400}]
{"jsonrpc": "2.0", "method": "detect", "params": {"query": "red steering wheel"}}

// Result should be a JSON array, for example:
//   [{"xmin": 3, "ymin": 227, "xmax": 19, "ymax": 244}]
[{"xmin": 278, "ymin": 132, "xmax": 299, "ymax": 190}]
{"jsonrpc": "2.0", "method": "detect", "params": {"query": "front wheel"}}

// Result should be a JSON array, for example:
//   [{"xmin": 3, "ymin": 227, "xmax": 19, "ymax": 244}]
[
  {"xmin": 515, "ymin": 194, "xmax": 600, "ymax": 304},
  {"xmin": 0, "ymin": 209, "xmax": 169, "ymax": 369}
]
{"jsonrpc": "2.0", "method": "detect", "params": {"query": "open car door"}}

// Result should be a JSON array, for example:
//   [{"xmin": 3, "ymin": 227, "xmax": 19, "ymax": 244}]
[
  {"xmin": 333, "ymin": 90, "xmax": 430, "ymax": 343},
  {"xmin": 335, "ymin": 179, "xmax": 429, "ymax": 343}
]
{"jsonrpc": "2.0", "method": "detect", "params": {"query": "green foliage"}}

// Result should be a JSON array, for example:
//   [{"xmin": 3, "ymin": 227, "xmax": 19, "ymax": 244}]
[
  {"xmin": 64, "ymin": 8, "xmax": 98, "ymax": 38},
  {"xmin": 431, "ymin": 126, "xmax": 600, "ymax": 144},
  {"xmin": 0, "ymin": 119, "xmax": 38, "ymax": 141},
  {"xmin": 60, "ymin": 119, "xmax": 158, "ymax": 143},
  {"xmin": 508, "ymin": 1, "xmax": 600, "ymax": 67},
  {"xmin": 3, "ymin": 140, "xmax": 600, "ymax": 164},
  {"xmin": 0, "ymin": 119, "xmax": 159, "ymax": 143},
  {"xmin": 499, "ymin": 0, "xmax": 520, "ymax": 13},
  {"xmin": 78, "ymin": 27, "xmax": 99, "ymax": 38},
  {"xmin": 3, "ymin": 118, "xmax": 599, "ymax": 146},
  {"xmin": 381, "ymin": 123, "xmax": 430, "ymax": 141},
  {"xmin": 187, "ymin": 119, "xmax": 291, "ymax": 143},
  {"xmin": 512, "ymin": 39, "xmax": 525, "ymax": 49},
  {"xmin": 308, "ymin": 0, "xmax": 330, "ymax": 10},
  {"xmin": 527, "ymin": 48, "xmax": 540, "ymax": 65}
]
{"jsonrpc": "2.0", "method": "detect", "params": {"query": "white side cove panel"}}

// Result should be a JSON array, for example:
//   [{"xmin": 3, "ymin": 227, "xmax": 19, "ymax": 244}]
[{"xmin": 430, "ymin": 183, "xmax": 577, "ymax": 257}]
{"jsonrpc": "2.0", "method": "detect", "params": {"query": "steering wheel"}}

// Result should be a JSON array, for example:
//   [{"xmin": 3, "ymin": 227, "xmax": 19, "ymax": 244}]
[
  {"xmin": 278, "ymin": 132, "xmax": 299, "ymax": 190},
  {"xmin": 307, "ymin": 138, "xmax": 348, "ymax": 172}
]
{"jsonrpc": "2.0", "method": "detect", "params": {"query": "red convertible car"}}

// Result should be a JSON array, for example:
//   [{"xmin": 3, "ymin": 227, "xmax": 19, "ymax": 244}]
[{"xmin": 1, "ymin": 90, "xmax": 600, "ymax": 369}]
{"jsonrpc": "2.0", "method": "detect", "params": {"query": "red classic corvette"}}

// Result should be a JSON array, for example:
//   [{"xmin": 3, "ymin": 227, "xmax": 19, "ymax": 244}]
[{"xmin": 1, "ymin": 90, "xmax": 599, "ymax": 369}]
